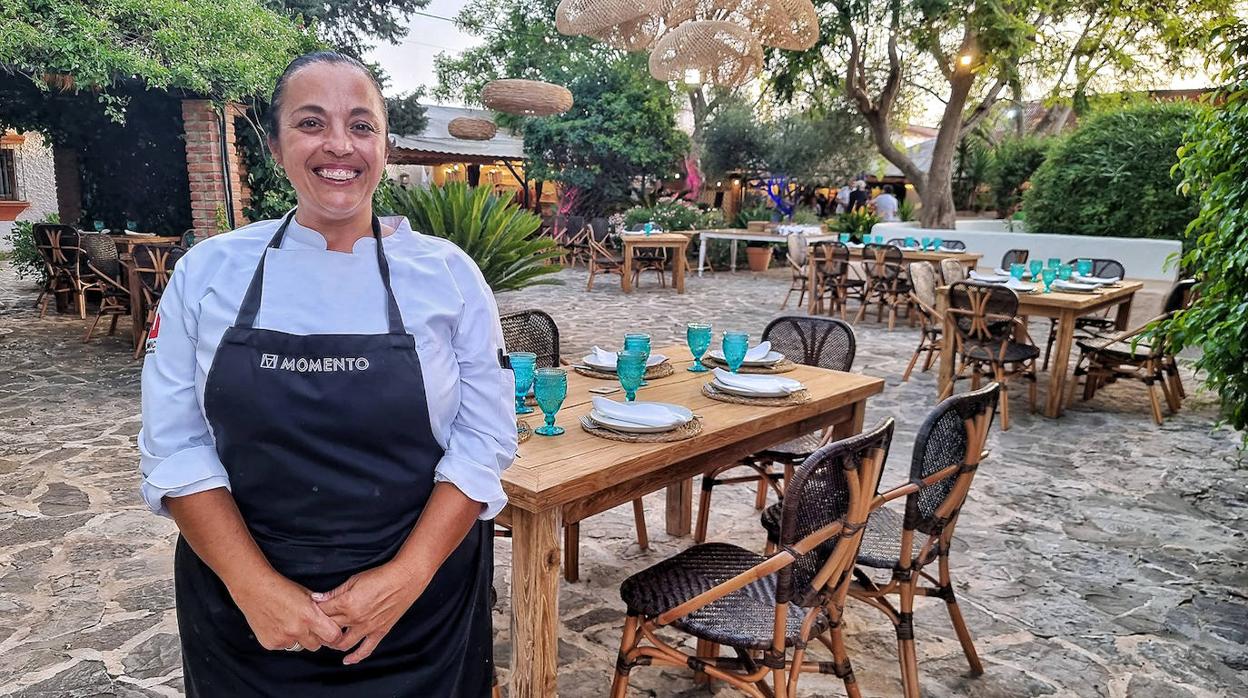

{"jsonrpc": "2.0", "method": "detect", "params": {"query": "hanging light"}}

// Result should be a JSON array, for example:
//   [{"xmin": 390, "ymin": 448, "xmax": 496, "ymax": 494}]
[
  {"xmin": 959, "ymin": 53, "xmax": 973, "ymax": 66},
  {"xmin": 448, "ymin": 117, "xmax": 499, "ymax": 141},
  {"xmin": 665, "ymin": 0, "xmax": 819, "ymax": 50},
  {"xmin": 481, "ymin": 79, "xmax": 574, "ymax": 117},
  {"xmin": 683, "ymin": 68, "xmax": 702, "ymax": 85},
  {"xmin": 555, "ymin": 0, "xmax": 665, "ymax": 36},
  {"xmin": 648, "ymin": 20, "xmax": 763, "ymax": 88}
]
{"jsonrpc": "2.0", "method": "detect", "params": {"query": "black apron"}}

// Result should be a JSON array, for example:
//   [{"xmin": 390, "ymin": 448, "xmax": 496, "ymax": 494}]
[{"xmin": 175, "ymin": 211, "xmax": 493, "ymax": 697}]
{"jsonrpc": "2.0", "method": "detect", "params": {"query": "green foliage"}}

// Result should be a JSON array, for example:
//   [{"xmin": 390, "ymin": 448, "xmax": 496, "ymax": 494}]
[
  {"xmin": 0, "ymin": 0, "xmax": 319, "ymax": 108},
  {"xmin": 789, "ymin": 208, "xmax": 822, "ymax": 225},
  {"xmin": 236, "ymin": 114, "xmax": 298, "ymax": 222},
  {"xmin": 832, "ymin": 210, "xmax": 880, "ymax": 241},
  {"xmin": 732, "ymin": 202, "xmax": 773, "ymax": 228},
  {"xmin": 898, "ymin": 199, "xmax": 916, "ymax": 222},
  {"xmin": 1023, "ymin": 102, "xmax": 1201, "ymax": 240},
  {"xmin": 701, "ymin": 101, "xmax": 769, "ymax": 177},
  {"xmin": 375, "ymin": 181, "xmax": 562, "ymax": 292},
  {"xmin": 953, "ymin": 136, "xmax": 993, "ymax": 212},
  {"xmin": 989, "ymin": 136, "xmax": 1050, "ymax": 216},
  {"xmin": 623, "ymin": 200, "xmax": 720, "ymax": 232},
  {"xmin": 3, "ymin": 213, "xmax": 59, "ymax": 283},
  {"xmin": 385, "ymin": 90, "xmax": 429, "ymax": 136},
  {"xmin": 1161, "ymin": 22, "xmax": 1248, "ymax": 438},
  {"xmin": 263, "ymin": 0, "xmax": 428, "ymax": 58}
]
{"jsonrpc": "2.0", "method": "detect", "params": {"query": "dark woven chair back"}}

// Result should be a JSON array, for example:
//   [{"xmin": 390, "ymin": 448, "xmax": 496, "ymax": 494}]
[
  {"xmin": 904, "ymin": 383, "xmax": 999, "ymax": 540},
  {"xmin": 885, "ymin": 238, "xmax": 907, "ymax": 247},
  {"xmin": 1000, "ymin": 249, "xmax": 1029, "ymax": 268},
  {"xmin": 1066, "ymin": 258, "xmax": 1124, "ymax": 279},
  {"xmin": 909, "ymin": 262, "xmax": 939, "ymax": 312},
  {"xmin": 565, "ymin": 215, "xmax": 585, "ymax": 240},
  {"xmin": 778, "ymin": 418, "xmax": 893, "ymax": 606},
  {"xmin": 941, "ymin": 239, "xmax": 967, "ymax": 251},
  {"xmin": 500, "ymin": 309, "xmax": 561, "ymax": 368},
  {"xmin": 819, "ymin": 241, "xmax": 852, "ymax": 278},
  {"xmin": 762, "ymin": 316, "xmax": 856, "ymax": 371},
  {"xmin": 947, "ymin": 281, "xmax": 1019, "ymax": 345},
  {"xmin": 1162, "ymin": 278, "xmax": 1197, "ymax": 315},
  {"xmin": 589, "ymin": 218, "xmax": 610, "ymax": 242},
  {"xmin": 35, "ymin": 224, "xmax": 82, "ymax": 268},
  {"xmin": 132, "ymin": 244, "xmax": 184, "ymax": 298},
  {"xmin": 864, "ymin": 243, "xmax": 903, "ymax": 280},
  {"xmin": 80, "ymin": 233, "xmax": 122, "ymax": 281},
  {"xmin": 940, "ymin": 258, "xmax": 967, "ymax": 284}
]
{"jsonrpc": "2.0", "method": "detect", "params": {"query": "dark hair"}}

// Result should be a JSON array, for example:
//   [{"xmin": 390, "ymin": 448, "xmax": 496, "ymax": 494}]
[
  {"xmin": 883, "ymin": 184, "xmax": 894, "ymax": 195},
  {"xmin": 267, "ymin": 51, "xmax": 386, "ymax": 138}
]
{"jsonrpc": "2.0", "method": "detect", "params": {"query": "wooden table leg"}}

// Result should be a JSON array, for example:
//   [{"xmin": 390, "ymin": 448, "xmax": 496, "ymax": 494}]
[
  {"xmin": 936, "ymin": 291, "xmax": 955, "ymax": 398},
  {"xmin": 621, "ymin": 242, "xmax": 633, "ymax": 293},
  {"xmin": 831, "ymin": 399, "xmax": 868, "ymax": 440},
  {"xmin": 674, "ymin": 244, "xmax": 687, "ymax": 294},
  {"xmin": 510, "ymin": 506, "xmax": 562, "ymax": 698},
  {"xmin": 807, "ymin": 256, "xmax": 819, "ymax": 315},
  {"xmin": 1114, "ymin": 293, "xmax": 1134, "ymax": 330},
  {"xmin": 698, "ymin": 236, "xmax": 707, "ymax": 277},
  {"xmin": 1045, "ymin": 308, "xmax": 1078, "ymax": 418},
  {"xmin": 665, "ymin": 477, "xmax": 693, "ymax": 536}
]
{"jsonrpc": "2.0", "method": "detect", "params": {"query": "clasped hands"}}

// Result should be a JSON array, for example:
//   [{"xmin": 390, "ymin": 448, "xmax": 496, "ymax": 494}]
[{"xmin": 232, "ymin": 561, "xmax": 428, "ymax": 665}]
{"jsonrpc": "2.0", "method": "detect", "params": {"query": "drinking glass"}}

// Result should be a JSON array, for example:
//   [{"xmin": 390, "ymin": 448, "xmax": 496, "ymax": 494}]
[
  {"xmin": 623, "ymin": 333, "xmax": 651, "ymax": 385},
  {"xmin": 1028, "ymin": 259, "xmax": 1043, "ymax": 279},
  {"xmin": 509, "ymin": 352, "xmax": 536, "ymax": 415},
  {"xmin": 93, "ymin": 220, "xmax": 105, "ymax": 232},
  {"xmin": 921, "ymin": 236, "xmax": 931, "ymax": 250},
  {"xmin": 686, "ymin": 322, "xmax": 712, "ymax": 372},
  {"xmin": 125, "ymin": 220, "xmax": 137, "ymax": 231},
  {"xmin": 644, "ymin": 221, "xmax": 653, "ymax": 236},
  {"xmin": 533, "ymin": 368, "xmax": 567, "ymax": 436},
  {"xmin": 932, "ymin": 237, "xmax": 944, "ymax": 250},
  {"xmin": 875, "ymin": 235, "xmax": 885, "ymax": 245},
  {"xmin": 904, "ymin": 236, "xmax": 917, "ymax": 249},
  {"xmin": 1009, "ymin": 263, "xmax": 1025, "ymax": 280},
  {"xmin": 1058, "ymin": 263, "xmax": 1073, "ymax": 281},
  {"xmin": 1041, "ymin": 267, "xmax": 1057, "ymax": 293},
  {"xmin": 1076, "ymin": 259, "xmax": 1093, "ymax": 277},
  {"xmin": 617, "ymin": 351, "xmax": 647, "ymax": 402},
  {"xmin": 722, "ymin": 331, "xmax": 749, "ymax": 373},
  {"xmin": 1047, "ymin": 257, "xmax": 1061, "ymax": 268},
  {"xmin": 838, "ymin": 232, "xmax": 850, "ymax": 243}
]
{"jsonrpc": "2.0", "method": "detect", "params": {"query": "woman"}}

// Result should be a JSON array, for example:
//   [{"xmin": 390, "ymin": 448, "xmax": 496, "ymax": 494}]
[
  {"xmin": 871, "ymin": 184, "xmax": 900, "ymax": 222},
  {"xmin": 138, "ymin": 51, "xmax": 515, "ymax": 696}
]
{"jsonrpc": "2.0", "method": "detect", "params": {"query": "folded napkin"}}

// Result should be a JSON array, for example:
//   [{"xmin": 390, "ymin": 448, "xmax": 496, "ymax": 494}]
[
  {"xmin": 1073, "ymin": 273, "xmax": 1121, "ymax": 284},
  {"xmin": 712, "ymin": 368, "xmax": 803, "ymax": 395},
  {"xmin": 591, "ymin": 397, "xmax": 687, "ymax": 428},
  {"xmin": 1053, "ymin": 279, "xmax": 1099, "ymax": 292},
  {"xmin": 744, "ymin": 341, "xmax": 773, "ymax": 362},
  {"xmin": 1004, "ymin": 278, "xmax": 1035, "ymax": 291},
  {"xmin": 589, "ymin": 346, "xmax": 618, "ymax": 366},
  {"xmin": 970, "ymin": 270, "xmax": 1009, "ymax": 283}
]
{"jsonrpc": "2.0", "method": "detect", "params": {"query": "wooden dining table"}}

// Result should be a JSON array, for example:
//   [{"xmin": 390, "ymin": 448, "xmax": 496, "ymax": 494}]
[
  {"xmin": 496, "ymin": 346, "xmax": 885, "ymax": 696},
  {"xmin": 805, "ymin": 245, "xmax": 983, "ymax": 315},
  {"xmin": 620, "ymin": 232, "xmax": 690, "ymax": 293},
  {"xmin": 935, "ymin": 281, "xmax": 1143, "ymax": 418}
]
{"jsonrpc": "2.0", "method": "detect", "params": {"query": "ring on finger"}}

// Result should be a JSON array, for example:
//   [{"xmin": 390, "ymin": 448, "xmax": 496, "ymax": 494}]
[{"xmin": 284, "ymin": 642, "xmax": 303, "ymax": 652}]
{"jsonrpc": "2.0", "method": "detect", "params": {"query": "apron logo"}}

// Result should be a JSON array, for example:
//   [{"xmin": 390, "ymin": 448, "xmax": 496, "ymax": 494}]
[
  {"xmin": 145, "ymin": 314, "xmax": 161, "ymax": 354},
  {"xmin": 259, "ymin": 354, "xmax": 371, "ymax": 372}
]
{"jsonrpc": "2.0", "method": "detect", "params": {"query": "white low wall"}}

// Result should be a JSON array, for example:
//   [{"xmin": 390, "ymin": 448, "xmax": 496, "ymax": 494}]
[{"xmin": 874, "ymin": 220, "xmax": 1182, "ymax": 281}]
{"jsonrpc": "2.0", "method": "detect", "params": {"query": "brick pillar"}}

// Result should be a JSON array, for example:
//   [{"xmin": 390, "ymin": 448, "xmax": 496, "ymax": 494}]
[
  {"xmin": 52, "ymin": 146, "xmax": 82, "ymax": 225},
  {"xmin": 182, "ymin": 100, "xmax": 249, "ymax": 237}
]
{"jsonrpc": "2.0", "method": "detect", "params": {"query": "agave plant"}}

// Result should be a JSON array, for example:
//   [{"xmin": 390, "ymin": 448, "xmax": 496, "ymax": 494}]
[{"xmin": 377, "ymin": 181, "xmax": 562, "ymax": 292}]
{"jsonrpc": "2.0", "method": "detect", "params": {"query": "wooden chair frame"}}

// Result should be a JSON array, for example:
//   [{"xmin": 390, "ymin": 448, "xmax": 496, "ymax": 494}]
[
  {"xmin": 780, "ymin": 253, "xmax": 809, "ymax": 310},
  {"xmin": 810, "ymin": 243, "xmax": 865, "ymax": 320},
  {"xmin": 585, "ymin": 235, "xmax": 624, "ymax": 291},
  {"xmin": 1067, "ymin": 320, "xmax": 1183, "ymax": 425},
  {"xmin": 130, "ymin": 244, "xmax": 183, "ymax": 360},
  {"xmin": 854, "ymin": 245, "xmax": 909, "ymax": 330},
  {"xmin": 80, "ymin": 234, "xmax": 132, "ymax": 344},
  {"xmin": 612, "ymin": 433, "xmax": 890, "ymax": 698},
  {"xmin": 902, "ymin": 263, "xmax": 943, "ymax": 382},
  {"xmin": 34, "ymin": 225, "xmax": 97, "ymax": 319}
]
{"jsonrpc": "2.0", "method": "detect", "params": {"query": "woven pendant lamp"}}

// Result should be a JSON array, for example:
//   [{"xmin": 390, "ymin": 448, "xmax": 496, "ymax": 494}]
[
  {"xmin": 555, "ymin": 0, "xmax": 665, "ymax": 35},
  {"xmin": 448, "ymin": 117, "xmax": 498, "ymax": 140},
  {"xmin": 648, "ymin": 20, "xmax": 763, "ymax": 87},
  {"xmin": 734, "ymin": 0, "xmax": 819, "ymax": 50},
  {"xmin": 480, "ymin": 79, "xmax": 574, "ymax": 117},
  {"xmin": 585, "ymin": 13, "xmax": 667, "ymax": 52}
]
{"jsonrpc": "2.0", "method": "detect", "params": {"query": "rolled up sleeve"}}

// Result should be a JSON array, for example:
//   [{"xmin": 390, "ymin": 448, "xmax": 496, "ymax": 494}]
[
  {"xmin": 137, "ymin": 265, "xmax": 230, "ymax": 517},
  {"xmin": 432, "ymin": 255, "xmax": 517, "ymax": 520}
]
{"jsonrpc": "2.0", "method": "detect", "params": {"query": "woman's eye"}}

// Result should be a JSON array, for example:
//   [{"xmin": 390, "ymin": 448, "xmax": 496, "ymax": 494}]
[
  {"xmin": 352, "ymin": 123, "xmax": 378, "ymax": 133},
  {"xmin": 298, "ymin": 118, "xmax": 321, "ymax": 129}
]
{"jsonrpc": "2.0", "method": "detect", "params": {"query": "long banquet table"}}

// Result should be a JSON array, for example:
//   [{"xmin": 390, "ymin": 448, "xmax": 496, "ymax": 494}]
[{"xmin": 496, "ymin": 345, "xmax": 885, "ymax": 696}]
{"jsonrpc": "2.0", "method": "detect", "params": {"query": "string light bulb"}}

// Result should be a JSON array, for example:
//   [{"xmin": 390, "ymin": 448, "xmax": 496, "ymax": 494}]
[
  {"xmin": 959, "ymin": 54, "xmax": 973, "ymax": 67},
  {"xmin": 683, "ymin": 68, "xmax": 702, "ymax": 86}
]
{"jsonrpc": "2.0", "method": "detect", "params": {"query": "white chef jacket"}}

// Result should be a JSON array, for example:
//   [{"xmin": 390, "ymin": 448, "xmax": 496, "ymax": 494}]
[{"xmin": 137, "ymin": 215, "xmax": 517, "ymax": 519}]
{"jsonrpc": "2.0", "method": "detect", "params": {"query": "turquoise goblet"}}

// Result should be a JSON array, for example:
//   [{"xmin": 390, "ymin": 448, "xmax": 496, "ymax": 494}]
[
  {"xmin": 1041, "ymin": 267, "xmax": 1057, "ymax": 293},
  {"xmin": 838, "ymin": 233, "xmax": 850, "ymax": 243},
  {"xmin": 1076, "ymin": 259, "xmax": 1093, "ymax": 277},
  {"xmin": 93, "ymin": 220, "xmax": 105, "ymax": 232},
  {"xmin": 1058, "ymin": 264, "xmax": 1073, "ymax": 281},
  {"xmin": 921, "ymin": 236, "xmax": 932, "ymax": 250},
  {"xmin": 1047, "ymin": 257, "xmax": 1061, "ymax": 269},
  {"xmin": 722, "ymin": 331, "xmax": 749, "ymax": 373},
  {"xmin": 509, "ymin": 352, "xmax": 536, "ymax": 415},
  {"xmin": 1028, "ymin": 259, "xmax": 1043, "ymax": 280},
  {"xmin": 932, "ymin": 237, "xmax": 944, "ymax": 250},
  {"xmin": 533, "ymin": 368, "xmax": 567, "ymax": 436},
  {"xmin": 686, "ymin": 322, "xmax": 712, "ymax": 372},
  {"xmin": 904, "ymin": 236, "xmax": 917, "ymax": 249},
  {"xmin": 1010, "ymin": 263, "xmax": 1025, "ymax": 280},
  {"xmin": 623, "ymin": 333, "xmax": 651, "ymax": 385},
  {"xmin": 617, "ymin": 350, "xmax": 646, "ymax": 402}
]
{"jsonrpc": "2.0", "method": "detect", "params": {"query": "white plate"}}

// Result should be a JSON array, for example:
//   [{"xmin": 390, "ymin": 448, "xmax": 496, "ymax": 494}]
[
  {"xmin": 711, "ymin": 378, "xmax": 794, "ymax": 398},
  {"xmin": 587, "ymin": 402, "xmax": 693, "ymax": 433},
  {"xmin": 582, "ymin": 352, "xmax": 668, "ymax": 371},
  {"xmin": 706, "ymin": 349, "xmax": 783, "ymax": 366}
]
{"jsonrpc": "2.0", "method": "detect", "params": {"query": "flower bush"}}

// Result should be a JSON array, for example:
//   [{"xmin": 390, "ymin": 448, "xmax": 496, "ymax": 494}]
[{"xmin": 623, "ymin": 199, "xmax": 721, "ymax": 231}]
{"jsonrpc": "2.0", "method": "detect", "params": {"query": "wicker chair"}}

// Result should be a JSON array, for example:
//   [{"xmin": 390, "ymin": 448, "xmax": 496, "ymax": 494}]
[
  {"xmin": 585, "ymin": 234, "xmax": 624, "ymax": 291},
  {"xmin": 33, "ymin": 224, "xmax": 95, "ymax": 319},
  {"xmin": 810, "ymin": 241, "xmax": 865, "ymax": 319},
  {"xmin": 558, "ymin": 216, "xmax": 589, "ymax": 268},
  {"xmin": 694, "ymin": 317, "xmax": 856, "ymax": 543},
  {"xmin": 940, "ymin": 239, "xmax": 967, "ymax": 251},
  {"xmin": 612, "ymin": 419, "xmax": 894, "ymax": 698},
  {"xmin": 939, "ymin": 282, "xmax": 1037, "ymax": 430},
  {"xmin": 855, "ymin": 244, "xmax": 910, "ymax": 330},
  {"xmin": 885, "ymin": 237, "xmax": 908, "ymax": 247},
  {"xmin": 902, "ymin": 262, "xmax": 943, "ymax": 382},
  {"xmin": 939, "ymin": 258, "xmax": 967, "ymax": 285},
  {"xmin": 1067, "ymin": 279, "xmax": 1196, "ymax": 425},
  {"xmin": 780, "ymin": 233, "xmax": 810, "ymax": 310},
  {"xmin": 79, "ymin": 234, "xmax": 132, "ymax": 344},
  {"xmin": 758, "ymin": 383, "xmax": 1000, "ymax": 698},
  {"xmin": 1000, "ymin": 248, "xmax": 1029, "ymax": 269},
  {"xmin": 132, "ymin": 244, "xmax": 185, "ymax": 359},
  {"xmin": 1042, "ymin": 258, "xmax": 1128, "ymax": 369}
]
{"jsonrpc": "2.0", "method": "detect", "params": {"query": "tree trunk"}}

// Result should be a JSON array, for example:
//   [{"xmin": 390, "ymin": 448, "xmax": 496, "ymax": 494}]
[{"xmin": 917, "ymin": 168, "xmax": 957, "ymax": 229}]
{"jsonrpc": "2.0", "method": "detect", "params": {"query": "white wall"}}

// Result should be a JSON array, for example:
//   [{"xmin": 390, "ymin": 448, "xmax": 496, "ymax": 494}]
[
  {"xmin": 874, "ymin": 219, "xmax": 1182, "ymax": 281},
  {"xmin": 0, "ymin": 131, "xmax": 59, "ymax": 252}
]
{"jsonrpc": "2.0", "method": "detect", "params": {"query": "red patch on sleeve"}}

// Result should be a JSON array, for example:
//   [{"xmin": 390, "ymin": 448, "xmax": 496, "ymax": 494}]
[{"xmin": 149, "ymin": 313, "xmax": 161, "ymax": 339}]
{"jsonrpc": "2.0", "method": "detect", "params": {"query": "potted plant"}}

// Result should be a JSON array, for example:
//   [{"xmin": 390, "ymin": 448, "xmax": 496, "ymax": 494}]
[{"xmin": 746, "ymin": 242, "xmax": 772, "ymax": 271}]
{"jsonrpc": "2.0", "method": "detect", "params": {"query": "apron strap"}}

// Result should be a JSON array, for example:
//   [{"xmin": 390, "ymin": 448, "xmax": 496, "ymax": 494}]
[{"xmin": 234, "ymin": 210, "xmax": 406, "ymax": 335}]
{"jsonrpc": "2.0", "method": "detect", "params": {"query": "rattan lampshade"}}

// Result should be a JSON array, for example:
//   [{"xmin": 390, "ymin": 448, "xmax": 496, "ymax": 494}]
[
  {"xmin": 665, "ymin": 0, "xmax": 819, "ymax": 51},
  {"xmin": 555, "ymin": 0, "xmax": 665, "ymax": 35},
  {"xmin": 447, "ymin": 117, "xmax": 498, "ymax": 140},
  {"xmin": 585, "ymin": 13, "xmax": 667, "ymax": 52},
  {"xmin": 648, "ymin": 20, "xmax": 763, "ymax": 87},
  {"xmin": 480, "ymin": 79, "xmax": 574, "ymax": 117}
]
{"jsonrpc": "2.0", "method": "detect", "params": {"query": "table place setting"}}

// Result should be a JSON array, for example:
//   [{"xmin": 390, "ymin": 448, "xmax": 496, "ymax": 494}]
[
  {"xmin": 580, "ymin": 396, "xmax": 702, "ymax": 442},
  {"xmin": 1051, "ymin": 278, "xmax": 1103, "ymax": 293},
  {"xmin": 700, "ymin": 339, "xmax": 796, "ymax": 374},
  {"xmin": 703, "ymin": 367, "xmax": 810, "ymax": 406},
  {"xmin": 575, "ymin": 335, "xmax": 674, "ymax": 381}
]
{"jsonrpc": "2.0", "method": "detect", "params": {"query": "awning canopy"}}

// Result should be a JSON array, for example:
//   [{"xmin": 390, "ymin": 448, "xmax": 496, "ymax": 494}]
[{"xmin": 388, "ymin": 105, "xmax": 525, "ymax": 166}]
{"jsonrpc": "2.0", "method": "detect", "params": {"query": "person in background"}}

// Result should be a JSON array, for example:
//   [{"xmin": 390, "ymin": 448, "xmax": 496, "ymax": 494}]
[
  {"xmin": 835, "ymin": 181, "xmax": 852, "ymax": 214},
  {"xmin": 872, "ymin": 184, "xmax": 900, "ymax": 222},
  {"xmin": 848, "ymin": 180, "xmax": 869, "ymax": 213}
]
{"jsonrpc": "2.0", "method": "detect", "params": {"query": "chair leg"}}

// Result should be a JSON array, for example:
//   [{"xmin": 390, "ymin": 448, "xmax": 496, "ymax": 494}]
[
  {"xmin": 631, "ymin": 498, "xmax": 648, "ymax": 551},
  {"xmin": 896, "ymin": 580, "xmax": 921, "ymax": 698},
  {"xmin": 994, "ymin": 364, "xmax": 1011, "ymax": 431},
  {"xmin": 609, "ymin": 615, "xmax": 640, "ymax": 698},
  {"xmin": 83, "ymin": 311, "xmax": 104, "ymax": 343},
  {"xmin": 828, "ymin": 625, "xmax": 862, "ymax": 698},
  {"xmin": 1146, "ymin": 378, "xmax": 1165, "ymax": 425},
  {"xmin": 563, "ymin": 522, "xmax": 580, "ymax": 583},
  {"xmin": 694, "ymin": 474, "xmax": 714, "ymax": 543},
  {"xmin": 902, "ymin": 335, "xmax": 926, "ymax": 382},
  {"xmin": 586, "ymin": 263, "xmax": 596, "ymax": 291},
  {"xmin": 938, "ymin": 555, "xmax": 984, "ymax": 675},
  {"xmin": 1168, "ymin": 359, "xmax": 1187, "ymax": 398},
  {"xmin": 754, "ymin": 476, "xmax": 768, "ymax": 510},
  {"xmin": 1043, "ymin": 320, "xmax": 1057, "ymax": 371},
  {"xmin": 75, "ymin": 287, "xmax": 87, "ymax": 320}
]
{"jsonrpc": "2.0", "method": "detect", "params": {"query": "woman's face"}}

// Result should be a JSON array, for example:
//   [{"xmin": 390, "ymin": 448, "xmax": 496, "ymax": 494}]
[{"xmin": 270, "ymin": 63, "xmax": 387, "ymax": 225}]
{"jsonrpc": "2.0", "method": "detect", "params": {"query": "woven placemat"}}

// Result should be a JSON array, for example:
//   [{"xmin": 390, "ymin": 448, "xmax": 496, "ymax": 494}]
[
  {"xmin": 517, "ymin": 419, "xmax": 532, "ymax": 444},
  {"xmin": 579, "ymin": 415, "xmax": 703, "ymax": 443},
  {"xmin": 573, "ymin": 361, "xmax": 676, "ymax": 381},
  {"xmin": 701, "ymin": 382, "xmax": 810, "ymax": 406},
  {"xmin": 700, "ymin": 356, "xmax": 797, "ymax": 374}
]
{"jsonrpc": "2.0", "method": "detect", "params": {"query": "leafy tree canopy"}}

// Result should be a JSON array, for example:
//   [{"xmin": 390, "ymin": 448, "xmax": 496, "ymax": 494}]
[
  {"xmin": 263, "ymin": 0, "xmax": 429, "ymax": 59},
  {"xmin": 385, "ymin": 89, "xmax": 429, "ymax": 136}
]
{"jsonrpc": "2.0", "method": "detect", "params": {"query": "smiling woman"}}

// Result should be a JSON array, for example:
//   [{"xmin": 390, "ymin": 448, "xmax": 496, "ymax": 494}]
[{"xmin": 137, "ymin": 52, "xmax": 514, "ymax": 697}]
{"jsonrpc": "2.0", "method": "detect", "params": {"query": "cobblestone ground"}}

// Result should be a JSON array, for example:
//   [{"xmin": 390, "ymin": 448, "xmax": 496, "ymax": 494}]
[{"xmin": 0, "ymin": 261, "xmax": 1244, "ymax": 697}]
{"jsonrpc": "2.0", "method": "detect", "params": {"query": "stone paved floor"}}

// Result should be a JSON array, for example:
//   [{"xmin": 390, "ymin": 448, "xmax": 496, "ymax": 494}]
[{"xmin": 0, "ymin": 261, "xmax": 1245, "ymax": 697}]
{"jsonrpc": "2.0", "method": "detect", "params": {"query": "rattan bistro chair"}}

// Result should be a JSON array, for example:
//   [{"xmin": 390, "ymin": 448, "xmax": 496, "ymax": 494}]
[
  {"xmin": 855, "ymin": 244, "xmax": 910, "ymax": 330},
  {"xmin": 939, "ymin": 258, "xmax": 967, "ymax": 285},
  {"xmin": 611, "ymin": 419, "xmax": 894, "ymax": 698},
  {"xmin": 811, "ymin": 241, "xmax": 866, "ymax": 319},
  {"xmin": 760, "ymin": 383, "xmax": 1000, "ymax": 698},
  {"xmin": 939, "ymin": 282, "xmax": 1037, "ymax": 430},
  {"xmin": 626, "ymin": 224, "xmax": 672, "ymax": 289},
  {"xmin": 79, "ymin": 234, "xmax": 132, "ymax": 344},
  {"xmin": 33, "ymin": 224, "xmax": 95, "ymax": 318},
  {"xmin": 1042, "ymin": 258, "xmax": 1128, "ymax": 369},
  {"xmin": 940, "ymin": 239, "xmax": 967, "ymax": 251},
  {"xmin": 1000, "ymin": 248, "xmax": 1029, "ymax": 269},
  {"xmin": 902, "ymin": 262, "xmax": 943, "ymax": 382},
  {"xmin": 780, "ymin": 233, "xmax": 810, "ymax": 310},
  {"xmin": 132, "ymin": 244, "xmax": 185, "ymax": 359},
  {"xmin": 1067, "ymin": 279, "xmax": 1196, "ymax": 425},
  {"xmin": 586, "ymin": 234, "xmax": 624, "ymax": 291},
  {"xmin": 694, "ymin": 317, "xmax": 856, "ymax": 544}
]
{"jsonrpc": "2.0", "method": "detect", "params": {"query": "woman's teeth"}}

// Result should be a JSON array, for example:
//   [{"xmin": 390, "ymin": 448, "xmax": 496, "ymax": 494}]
[{"xmin": 314, "ymin": 168, "xmax": 360, "ymax": 181}]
